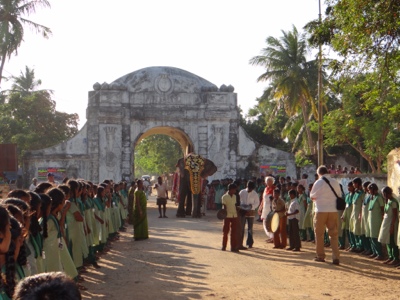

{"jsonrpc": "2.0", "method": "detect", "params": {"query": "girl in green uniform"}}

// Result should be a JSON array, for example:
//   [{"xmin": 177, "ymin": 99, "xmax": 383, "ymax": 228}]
[
  {"xmin": 41, "ymin": 193, "xmax": 62, "ymax": 273},
  {"xmin": 82, "ymin": 183, "xmax": 98, "ymax": 268},
  {"xmin": 378, "ymin": 186, "xmax": 399, "ymax": 265},
  {"xmin": 47, "ymin": 188, "xmax": 79, "ymax": 281},
  {"xmin": 303, "ymin": 183, "xmax": 315, "ymax": 242},
  {"xmin": 367, "ymin": 183, "xmax": 385, "ymax": 260},
  {"xmin": 133, "ymin": 180, "xmax": 149, "ymax": 241},
  {"xmin": 360, "ymin": 181, "xmax": 372, "ymax": 255},
  {"xmin": 1, "ymin": 217, "xmax": 23, "ymax": 300},
  {"xmin": 340, "ymin": 182, "xmax": 355, "ymax": 250},
  {"xmin": 93, "ymin": 186, "xmax": 106, "ymax": 253},
  {"xmin": 27, "ymin": 192, "xmax": 44, "ymax": 275},
  {"xmin": 66, "ymin": 180, "xmax": 88, "ymax": 270},
  {"xmin": 0, "ymin": 205, "xmax": 12, "ymax": 300},
  {"xmin": 349, "ymin": 178, "xmax": 364, "ymax": 252},
  {"xmin": 119, "ymin": 182, "xmax": 129, "ymax": 223}
]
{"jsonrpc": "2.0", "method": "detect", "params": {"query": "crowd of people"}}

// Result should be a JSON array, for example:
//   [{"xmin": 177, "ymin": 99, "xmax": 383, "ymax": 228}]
[
  {"xmin": 329, "ymin": 164, "xmax": 362, "ymax": 175},
  {"xmin": 214, "ymin": 166, "xmax": 400, "ymax": 268},
  {"xmin": 1, "ymin": 165, "xmax": 399, "ymax": 298},
  {"xmin": 0, "ymin": 172, "xmax": 133, "ymax": 299}
]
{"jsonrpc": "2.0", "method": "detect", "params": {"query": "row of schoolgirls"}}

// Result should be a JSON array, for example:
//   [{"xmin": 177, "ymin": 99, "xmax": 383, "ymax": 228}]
[
  {"xmin": 271, "ymin": 175, "xmax": 400, "ymax": 267},
  {"xmin": 0, "ymin": 178, "xmax": 130, "ymax": 300},
  {"xmin": 339, "ymin": 179, "xmax": 400, "ymax": 266}
]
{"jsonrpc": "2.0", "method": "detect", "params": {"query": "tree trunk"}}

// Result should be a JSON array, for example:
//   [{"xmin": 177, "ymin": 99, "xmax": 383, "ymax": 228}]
[
  {"xmin": 292, "ymin": 123, "xmax": 305, "ymax": 152},
  {"xmin": 300, "ymin": 99, "xmax": 315, "ymax": 155},
  {"xmin": 0, "ymin": 53, "xmax": 6, "ymax": 87}
]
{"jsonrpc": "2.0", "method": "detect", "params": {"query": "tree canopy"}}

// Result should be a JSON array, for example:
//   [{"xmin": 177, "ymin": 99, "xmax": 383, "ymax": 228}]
[{"xmin": 0, "ymin": 66, "xmax": 79, "ymax": 159}]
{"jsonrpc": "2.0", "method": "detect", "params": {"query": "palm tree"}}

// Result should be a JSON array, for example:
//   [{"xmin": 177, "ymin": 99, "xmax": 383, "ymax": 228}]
[
  {"xmin": 250, "ymin": 25, "xmax": 318, "ymax": 155},
  {"xmin": 0, "ymin": 0, "xmax": 51, "ymax": 86},
  {"xmin": 11, "ymin": 65, "xmax": 41, "ymax": 94}
]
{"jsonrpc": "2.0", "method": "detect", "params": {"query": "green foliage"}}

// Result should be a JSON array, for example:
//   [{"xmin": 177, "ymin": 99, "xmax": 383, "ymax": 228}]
[
  {"xmin": 240, "ymin": 98, "xmax": 291, "ymax": 152},
  {"xmin": 295, "ymin": 150, "xmax": 313, "ymax": 167},
  {"xmin": 0, "ymin": 66, "xmax": 79, "ymax": 159},
  {"xmin": 322, "ymin": 73, "xmax": 400, "ymax": 173},
  {"xmin": 306, "ymin": 0, "xmax": 400, "ymax": 77},
  {"xmin": 134, "ymin": 135, "xmax": 183, "ymax": 178},
  {"xmin": 304, "ymin": 1, "xmax": 400, "ymax": 173},
  {"xmin": 0, "ymin": 0, "xmax": 51, "ymax": 84}
]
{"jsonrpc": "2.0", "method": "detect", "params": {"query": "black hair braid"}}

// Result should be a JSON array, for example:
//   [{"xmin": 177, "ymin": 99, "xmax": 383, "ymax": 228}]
[
  {"xmin": 17, "ymin": 241, "xmax": 27, "ymax": 266},
  {"xmin": 5, "ymin": 240, "xmax": 16, "ymax": 298},
  {"xmin": 30, "ymin": 212, "xmax": 42, "ymax": 237},
  {"xmin": 28, "ymin": 192, "xmax": 42, "ymax": 237},
  {"xmin": 39, "ymin": 194, "xmax": 51, "ymax": 239},
  {"xmin": 42, "ymin": 215, "xmax": 48, "ymax": 239}
]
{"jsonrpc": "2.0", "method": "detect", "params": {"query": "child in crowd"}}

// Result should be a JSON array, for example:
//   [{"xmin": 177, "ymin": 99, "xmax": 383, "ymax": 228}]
[
  {"xmin": 285, "ymin": 189, "xmax": 301, "ymax": 251},
  {"xmin": 297, "ymin": 184, "xmax": 307, "ymax": 241}
]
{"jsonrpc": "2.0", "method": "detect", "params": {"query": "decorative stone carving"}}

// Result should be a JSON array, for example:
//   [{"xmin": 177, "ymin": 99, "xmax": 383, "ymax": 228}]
[{"xmin": 155, "ymin": 74, "xmax": 173, "ymax": 94}]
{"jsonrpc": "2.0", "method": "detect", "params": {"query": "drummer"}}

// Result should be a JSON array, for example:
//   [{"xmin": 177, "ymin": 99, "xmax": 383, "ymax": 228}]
[
  {"xmin": 271, "ymin": 188, "xmax": 287, "ymax": 249},
  {"xmin": 238, "ymin": 181, "xmax": 260, "ymax": 249}
]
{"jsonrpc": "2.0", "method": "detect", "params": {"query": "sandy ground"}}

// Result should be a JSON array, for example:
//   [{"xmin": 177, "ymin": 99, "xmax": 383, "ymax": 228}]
[{"xmin": 81, "ymin": 196, "xmax": 400, "ymax": 300}]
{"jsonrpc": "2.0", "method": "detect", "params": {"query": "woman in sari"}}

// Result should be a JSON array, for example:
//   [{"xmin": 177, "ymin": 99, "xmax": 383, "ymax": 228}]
[{"xmin": 133, "ymin": 180, "xmax": 148, "ymax": 241}]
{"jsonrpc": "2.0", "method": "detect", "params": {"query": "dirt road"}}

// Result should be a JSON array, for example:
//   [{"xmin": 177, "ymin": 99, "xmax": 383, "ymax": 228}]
[{"xmin": 81, "ymin": 196, "xmax": 400, "ymax": 300}]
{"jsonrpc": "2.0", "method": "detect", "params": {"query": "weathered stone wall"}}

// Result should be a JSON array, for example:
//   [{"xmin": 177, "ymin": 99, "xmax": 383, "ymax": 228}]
[
  {"xmin": 23, "ymin": 67, "xmax": 297, "ymax": 185},
  {"xmin": 387, "ymin": 148, "xmax": 400, "ymax": 195},
  {"xmin": 235, "ymin": 127, "xmax": 296, "ymax": 179},
  {"xmin": 23, "ymin": 125, "xmax": 91, "ymax": 185}
]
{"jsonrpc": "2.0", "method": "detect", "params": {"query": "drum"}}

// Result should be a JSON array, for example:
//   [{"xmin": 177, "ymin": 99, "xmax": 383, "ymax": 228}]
[
  {"xmin": 265, "ymin": 211, "xmax": 280, "ymax": 233},
  {"xmin": 217, "ymin": 209, "xmax": 227, "ymax": 220}
]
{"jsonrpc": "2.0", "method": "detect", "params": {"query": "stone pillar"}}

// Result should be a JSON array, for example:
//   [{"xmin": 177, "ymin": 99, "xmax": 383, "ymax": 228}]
[
  {"xmin": 87, "ymin": 91, "xmax": 100, "ymax": 183},
  {"xmin": 121, "ymin": 100, "xmax": 131, "ymax": 180}
]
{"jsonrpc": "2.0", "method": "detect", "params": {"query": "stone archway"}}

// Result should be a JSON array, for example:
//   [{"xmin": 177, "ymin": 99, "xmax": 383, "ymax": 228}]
[{"xmin": 23, "ymin": 66, "xmax": 296, "ymax": 185}]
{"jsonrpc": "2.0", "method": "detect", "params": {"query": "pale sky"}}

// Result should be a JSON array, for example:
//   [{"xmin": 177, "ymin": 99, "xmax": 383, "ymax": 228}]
[{"xmin": 4, "ymin": 0, "xmax": 323, "ymax": 128}]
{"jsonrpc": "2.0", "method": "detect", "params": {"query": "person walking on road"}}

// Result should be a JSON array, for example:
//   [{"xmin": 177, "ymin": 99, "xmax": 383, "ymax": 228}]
[
  {"xmin": 310, "ymin": 165, "xmax": 341, "ymax": 265},
  {"xmin": 154, "ymin": 176, "xmax": 169, "ymax": 218},
  {"xmin": 238, "ymin": 180, "xmax": 259, "ymax": 249}
]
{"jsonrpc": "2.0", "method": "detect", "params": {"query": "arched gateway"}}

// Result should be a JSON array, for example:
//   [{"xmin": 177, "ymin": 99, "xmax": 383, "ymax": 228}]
[{"xmin": 23, "ymin": 67, "xmax": 295, "ymax": 183}]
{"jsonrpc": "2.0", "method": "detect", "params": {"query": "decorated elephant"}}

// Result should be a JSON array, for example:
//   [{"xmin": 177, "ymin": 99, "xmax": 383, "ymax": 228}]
[{"xmin": 176, "ymin": 153, "xmax": 217, "ymax": 218}]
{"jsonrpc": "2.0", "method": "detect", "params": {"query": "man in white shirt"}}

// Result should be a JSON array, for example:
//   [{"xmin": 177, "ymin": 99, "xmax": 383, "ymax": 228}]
[
  {"xmin": 29, "ymin": 178, "xmax": 37, "ymax": 191},
  {"xmin": 143, "ymin": 179, "xmax": 150, "ymax": 199},
  {"xmin": 238, "ymin": 181, "xmax": 260, "ymax": 249},
  {"xmin": 154, "ymin": 176, "xmax": 169, "ymax": 218},
  {"xmin": 310, "ymin": 165, "xmax": 341, "ymax": 265}
]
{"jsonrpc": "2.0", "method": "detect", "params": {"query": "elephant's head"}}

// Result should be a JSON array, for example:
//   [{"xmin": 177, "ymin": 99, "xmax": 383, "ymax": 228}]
[
  {"xmin": 176, "ymin": 153, "xmax": 218, "ymax": 178},
  {"xmin": 176, "ymin": 153, "xmax": 217, "ymax": 194}
]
